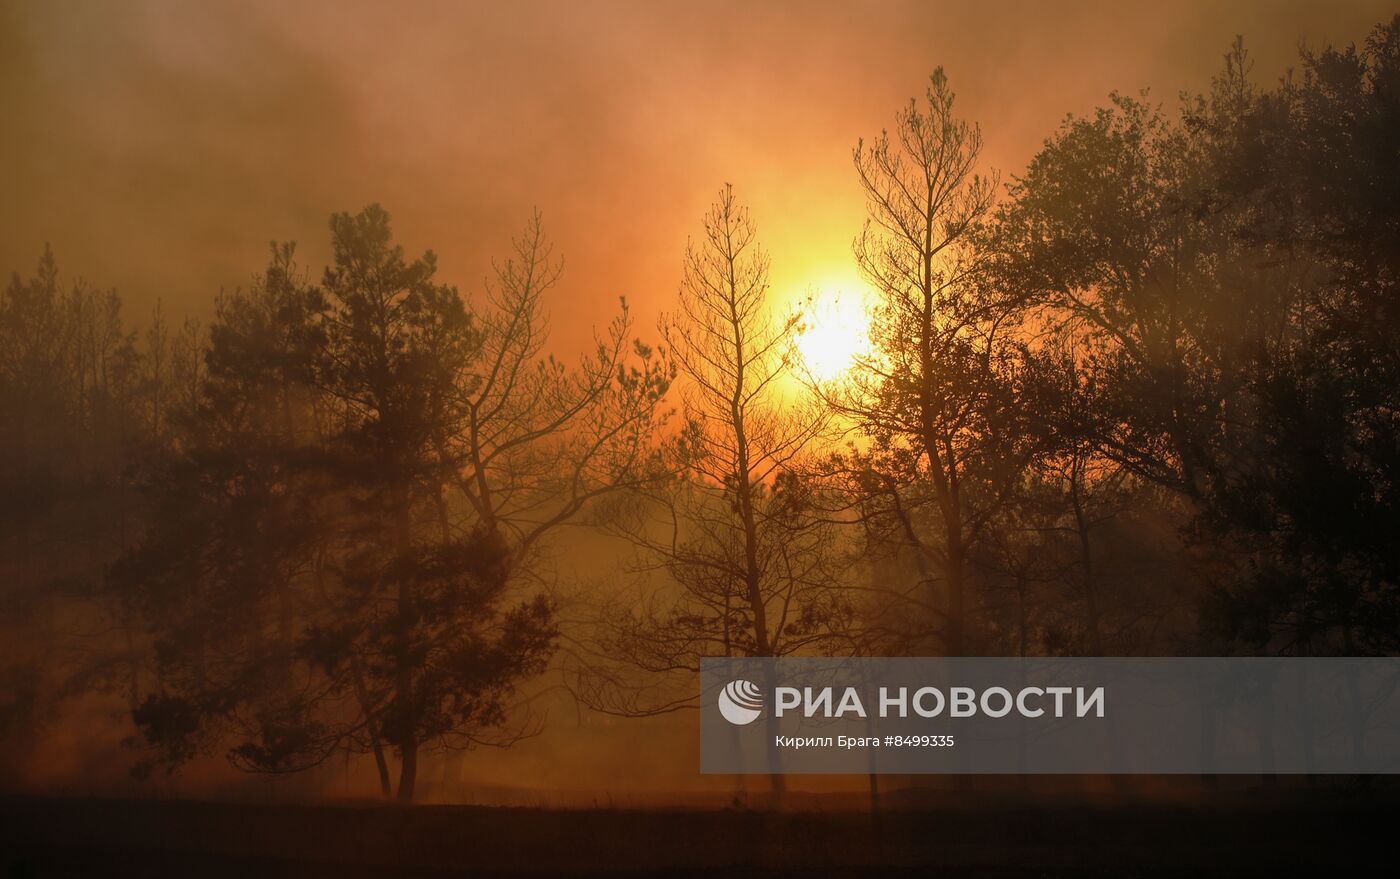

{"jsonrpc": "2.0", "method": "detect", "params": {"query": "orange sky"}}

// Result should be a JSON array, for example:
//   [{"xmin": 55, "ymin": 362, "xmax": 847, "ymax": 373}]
[{"xmin": 3, "ymin": 0, "xmax": 1393, "ymax": 352}]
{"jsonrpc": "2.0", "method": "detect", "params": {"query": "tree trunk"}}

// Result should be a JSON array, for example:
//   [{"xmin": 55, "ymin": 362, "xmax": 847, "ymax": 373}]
[
  {"xmin": 350, "ymin": 654, "xmax": 393, "ymax": 799},
  {"xmin": 397, "ymin": 728, "xmax": 418, "ymax": 803},
  {"xmin": 944, "ymin": 532, "xmax": 965, "ymax": 657},
  {"xmin": 1069, "ymin": 458, "xmax": 1104, "ymax": 655},
  {"xmin": 395, "ymin": 564, "xmax": 418, "ymax": 803},
  {"xmin": 392, "ymin": 486, "xmax": 418, "ymax": 804}
]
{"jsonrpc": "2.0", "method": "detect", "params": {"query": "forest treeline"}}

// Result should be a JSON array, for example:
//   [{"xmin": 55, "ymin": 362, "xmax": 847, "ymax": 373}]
[{"xmin": 2, "ymin": 20, "xmax": 1397, "ymax": 801}]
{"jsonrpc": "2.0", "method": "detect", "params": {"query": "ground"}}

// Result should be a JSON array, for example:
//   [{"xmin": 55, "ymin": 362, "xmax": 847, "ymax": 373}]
[{"xmin": 2, "ymin": 789, "xmax": 1396, "ymax": 877}]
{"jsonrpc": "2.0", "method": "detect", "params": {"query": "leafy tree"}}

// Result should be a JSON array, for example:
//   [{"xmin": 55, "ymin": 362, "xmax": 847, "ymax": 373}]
[
  {"xmin": 123, "ymin": 207, "xmax": 648, "ymax": 800},
  {"xmin": 991, "ymin": 21, "xmax": 1400, "ymax": 654},
  {"xmin": 1194, "ymin": 21, "xmax": 1400, "ymax": 654},
  {"xmin": 0, "ymin": 248, "xmax": 154, "ymax": 771}
]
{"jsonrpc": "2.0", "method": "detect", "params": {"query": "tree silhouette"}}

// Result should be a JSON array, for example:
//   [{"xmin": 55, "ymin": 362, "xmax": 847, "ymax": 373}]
[
  {"xmin": 826, "ymin": 70, "xmax": 1041, "ymax": 656},
  {"xmin": 0, "ymin": 248, "xmax": 154, "ymax": 770},
  {"xmin": 578, "ymin": 186, "xmax": 851, "ymax": 800},
  {"xmin": 118, "ymin": 206, "xmax": 670, "ymax": 800},
  {"xmin": 991, "ymin": 20, "xmax": 1400, "ymax": 655}
]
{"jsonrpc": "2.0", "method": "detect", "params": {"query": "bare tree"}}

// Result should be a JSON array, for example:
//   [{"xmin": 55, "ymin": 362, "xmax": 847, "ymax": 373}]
[
  {"xmin": 576, "ymin": 185, "xmax": 851, "ymax": 799},
  {"xmin": 824, "ymin": 70, "xmax": 1036, "ymax": 656},
  {"xmin": 440, "ymin": 213, "xmax": 673, "ymax": 562}
]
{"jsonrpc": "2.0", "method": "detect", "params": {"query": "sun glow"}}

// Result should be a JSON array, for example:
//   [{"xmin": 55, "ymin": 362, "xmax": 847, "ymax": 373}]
[{"xmin": 795, "ymin": 288, "xmax": 874, "ymax": 382}]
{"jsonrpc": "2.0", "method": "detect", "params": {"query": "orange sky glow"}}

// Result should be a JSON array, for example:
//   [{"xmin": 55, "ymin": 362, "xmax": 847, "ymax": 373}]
[{"xmin": 4, "ymin": 0, "xmax": 1393, "ymax": 363}]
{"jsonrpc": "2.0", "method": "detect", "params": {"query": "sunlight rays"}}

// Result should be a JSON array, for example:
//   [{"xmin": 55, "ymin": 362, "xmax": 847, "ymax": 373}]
[{"xmin": 795, "ymin": 286, "xmax": 874, "ymax": 382}]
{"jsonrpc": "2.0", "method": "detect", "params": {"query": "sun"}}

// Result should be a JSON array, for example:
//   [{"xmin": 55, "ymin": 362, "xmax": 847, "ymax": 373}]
[{"xmin": 795, "ymin": 288, "xmax": 873, "ymax": 382}]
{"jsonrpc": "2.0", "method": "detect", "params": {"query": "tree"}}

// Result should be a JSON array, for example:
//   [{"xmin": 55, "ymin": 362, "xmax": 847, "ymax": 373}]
[
  {"xmin": 1194, "ymin": 22, "xmax": 1400, "ymax": 655},
  {"xmin": 989, "ymin": 90, "xmax": 1246, "ymax": 503},
  {"xmin": 123, "ymin": 206, "xmax": 671, "ymax": 800},
  {"xmin": 826, "ymin": 70, "xmax": 1040, "ymax": 656},
  {"xmin": 0, "ymin": 248, "xmax": 153, "ymax": 775},
  {"xmin": 989, "ymin": 22, "xmax": 1400, "ymax": 655},
  {"xmin": 439, "ymin": 212, "xmax": 673, "ymax": 562},
  {"xmin": 579, "ymin": 186, "xmax": 851, "ymax": 798}
]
